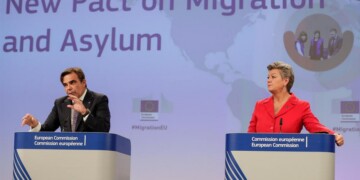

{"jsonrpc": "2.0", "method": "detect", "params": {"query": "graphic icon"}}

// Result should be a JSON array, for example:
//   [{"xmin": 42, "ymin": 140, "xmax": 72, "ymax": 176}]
[
  {"xmin": 284, "ymin": 14, "xmax": 354, "ymax": 71},
  {"xmin": 140, "ymin": 100, "xmax": 159, "ymax": 121},
  {"xmin": 340, "ymin": 101, "xmax": 359, "ymax": 122}
]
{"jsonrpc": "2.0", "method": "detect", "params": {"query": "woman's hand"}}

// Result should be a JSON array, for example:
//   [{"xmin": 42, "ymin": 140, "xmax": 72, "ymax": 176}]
[{"xmin": 335, "ymin": 133, "xmax": 344, "ymax": 146}]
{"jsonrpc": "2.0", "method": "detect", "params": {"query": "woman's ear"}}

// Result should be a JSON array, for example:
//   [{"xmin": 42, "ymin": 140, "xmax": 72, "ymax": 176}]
[{"xmin": 283, "ymin": 78, "xmax": 289, "ymax": 86}]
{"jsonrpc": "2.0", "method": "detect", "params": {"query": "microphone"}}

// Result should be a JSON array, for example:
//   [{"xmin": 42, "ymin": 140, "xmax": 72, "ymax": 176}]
[
  {"xmin": 314, "ymin": 131, "xmax": 329, "ymax": 134},
  {"xmin": 64, "ymin": 98, "xmax": 73, "ymax": 105},
  {"xmin": 279, "ymin": 118, "xmax": 283, "ymax": 133}
]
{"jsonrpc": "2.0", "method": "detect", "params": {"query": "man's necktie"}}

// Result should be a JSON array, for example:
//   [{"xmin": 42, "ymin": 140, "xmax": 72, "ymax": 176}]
[{"xmin": 71, "ymin": 109, "xmax": 78, "ymax": 132}]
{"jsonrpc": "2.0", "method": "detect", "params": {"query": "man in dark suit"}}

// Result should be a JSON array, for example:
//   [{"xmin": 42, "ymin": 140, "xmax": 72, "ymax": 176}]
[
  {"xmin": 22, "ymin": 67, "xmax": 110, "ymax": 132},
  {"xmin": 327, "ymin": 28, "xmax": 343, "ymax": 58}
]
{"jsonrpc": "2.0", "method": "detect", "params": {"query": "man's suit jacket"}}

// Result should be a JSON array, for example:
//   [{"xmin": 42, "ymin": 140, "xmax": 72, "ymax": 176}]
[
  {"xmin": 328, "ymin": 36, "xmax": 343, "ymax": 56},
  {"xmin": 247, "ymin": 93, "xmax": 334, "ymax": 134},
  {"xmin": 41, "ymin": 89, "xmax": 111, "ymax": 132}
]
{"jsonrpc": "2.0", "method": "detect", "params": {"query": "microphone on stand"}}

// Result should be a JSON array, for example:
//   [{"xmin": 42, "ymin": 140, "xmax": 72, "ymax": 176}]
[
  {"xmin": 64, "ymin": 98, "xmax": 73, "ymax": 105},
  {"xmin": 279, "ymin": 118, "xmax": 283, "ymax": 133}
]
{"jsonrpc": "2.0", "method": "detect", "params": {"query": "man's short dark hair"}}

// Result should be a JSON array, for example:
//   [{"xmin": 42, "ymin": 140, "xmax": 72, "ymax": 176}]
[{"xmin": 60, "ymin": 67, "xmax": 85, "ymax": 83}]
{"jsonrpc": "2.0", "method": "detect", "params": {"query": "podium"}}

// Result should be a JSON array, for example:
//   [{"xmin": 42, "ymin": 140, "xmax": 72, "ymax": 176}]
[
  {"xmin": 225, "ymin": 133, "xmax": 335, "ymax": 180},
  {"xmin": 13, "ymin": 132, "xmax": 131, "ymax": 180}
]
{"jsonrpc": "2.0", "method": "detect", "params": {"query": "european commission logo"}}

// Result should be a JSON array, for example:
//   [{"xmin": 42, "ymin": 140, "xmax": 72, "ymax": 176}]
[
  {"xmin": 340, "ymin": 101, "xmax": 359, "ymax": 122},
  {"xmin": 131, "ymin": 96, "xmax": 173, "ymax": 131},
  {"xmin": 140, "ymin": 100, "xmax": 159, "ymax": 121}
]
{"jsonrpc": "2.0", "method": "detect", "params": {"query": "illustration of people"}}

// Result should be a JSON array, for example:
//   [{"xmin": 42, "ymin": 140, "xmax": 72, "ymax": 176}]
[
  {"xmin": 327, "ymin": 28, "xmax": 343, "ymax": 58},
  {"xmin": 295, "ymin": 31, "xmax": 307, "ymax": 56},
  {"xmin": 309, "ymin": 30, "xmax": 324, "ymax": 60}
]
